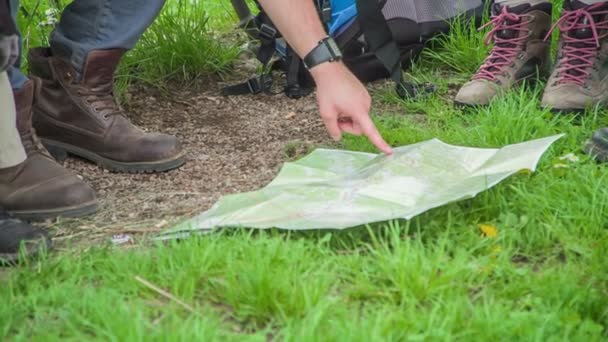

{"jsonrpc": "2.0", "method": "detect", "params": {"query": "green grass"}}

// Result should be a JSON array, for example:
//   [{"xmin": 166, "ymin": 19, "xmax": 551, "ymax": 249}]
[
  {"xmin": 3, "ymin": 0, "xmax": 608, "ymax": 340},
  {"xmin": 16, "ymin": 0, "xmax": 241, "ymax": 95},
  {"xmin": 116, "ymin": 0, "xmax": 241, "ymax": 91}
]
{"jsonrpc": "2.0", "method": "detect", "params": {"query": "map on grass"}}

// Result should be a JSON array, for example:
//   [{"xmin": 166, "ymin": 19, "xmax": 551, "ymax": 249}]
[{"xmin": 162, "ymin": 135, "xmax": 562, "ymax": 236}]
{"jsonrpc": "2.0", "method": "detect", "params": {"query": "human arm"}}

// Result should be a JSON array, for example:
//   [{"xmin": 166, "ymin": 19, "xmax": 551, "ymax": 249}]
[{"xmin": 256, "ymin": 0, "xmax": 393, "ymax": 154}]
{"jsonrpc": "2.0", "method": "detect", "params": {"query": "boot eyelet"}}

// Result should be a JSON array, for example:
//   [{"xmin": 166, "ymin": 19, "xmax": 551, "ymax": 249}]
[{"xmin": 102, "ymin": 114, "xmax": 109, "ymax": 120}]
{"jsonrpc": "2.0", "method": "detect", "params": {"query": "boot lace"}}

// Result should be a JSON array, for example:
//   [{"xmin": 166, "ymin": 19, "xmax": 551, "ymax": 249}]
[
  {"xmin": 545, "ymin": 3, "xmax": 608, "ymax": 86},
  {"xmin": 473, "ymin": 6, "xmax": 533, "ymax": 82},
  {"xmin": 77, "ymin": 85, "xmax": 124, "ymax": 118}
]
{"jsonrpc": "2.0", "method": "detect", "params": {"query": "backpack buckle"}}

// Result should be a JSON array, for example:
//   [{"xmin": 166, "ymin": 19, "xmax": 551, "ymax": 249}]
[
  {"xmin": 247, "ymin": 78, "xmax": 263, "ymax": 94},
  {"xmin": 258, "ymin": 24, "xmax": 277, "ymax": 45},
  {"xmin": 246, "ymin": 76, "xmax": 273, "ymax": 94}
]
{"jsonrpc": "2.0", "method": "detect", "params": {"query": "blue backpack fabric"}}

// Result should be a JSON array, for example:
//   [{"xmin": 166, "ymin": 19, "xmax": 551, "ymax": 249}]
[{"xmin": 224, "ymin": 0, "xmax": 485, "ymax": 99}]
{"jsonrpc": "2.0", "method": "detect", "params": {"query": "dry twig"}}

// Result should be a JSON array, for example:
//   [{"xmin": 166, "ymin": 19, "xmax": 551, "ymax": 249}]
[{"xmin": 134, "ymin": 275, "xmax": 198, "ymax": 315}]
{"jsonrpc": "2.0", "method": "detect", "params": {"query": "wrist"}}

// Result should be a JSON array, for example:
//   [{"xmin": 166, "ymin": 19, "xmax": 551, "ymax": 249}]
[{"xmin": 309, "ymin": 61, "xmax": 347, "ymax": 82}]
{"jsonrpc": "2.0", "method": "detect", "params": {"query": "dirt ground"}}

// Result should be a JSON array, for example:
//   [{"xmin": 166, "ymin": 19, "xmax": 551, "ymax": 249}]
[{"xmin": 47, "ymin": 72, "xmax": 339, "ymax": 244}]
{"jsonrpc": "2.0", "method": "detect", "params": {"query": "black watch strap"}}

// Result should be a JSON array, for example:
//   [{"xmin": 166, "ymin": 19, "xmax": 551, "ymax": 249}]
[{"xmin": 303, "ymin": 37, "xmax": 342, "ymax": 70}]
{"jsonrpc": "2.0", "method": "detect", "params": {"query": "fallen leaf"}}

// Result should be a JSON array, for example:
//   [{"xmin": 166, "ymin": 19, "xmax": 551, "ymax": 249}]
[
  {"xmin": 284, "ymin": 111, "xmax": 297, "ymax": 119},
  {"xmin": 479, "ymin": 224, "xmax": 498, "ymax": 238},
  {"xmin": 559, "ymin": 153, "xmax": 580, "ymax": 163}
]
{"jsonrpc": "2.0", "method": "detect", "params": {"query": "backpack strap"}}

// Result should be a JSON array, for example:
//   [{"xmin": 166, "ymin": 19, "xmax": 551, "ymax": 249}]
[
  {"xmin": 221, "ymin": 76, "xmax": 273, "ymax": 96},
  {"xmin": 284, "ymin": 48, "xmax": 314, "ymax": 99},
  {"xmin": 222, "ymin": 8, "xmax": 278, "ymax": 96},
  {"xmin": 355, "ymin": 0, "xmax": 416, "ymax": 98},
  {"xmin": 316, "ymin": 0, "xmax": 332, "ymax": 29}
]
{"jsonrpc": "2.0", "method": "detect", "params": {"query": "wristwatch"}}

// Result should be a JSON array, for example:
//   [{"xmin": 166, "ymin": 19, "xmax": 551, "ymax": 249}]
[{"xmin": 303, "ymin": 36, "xmax": 343, "ymax": 70}]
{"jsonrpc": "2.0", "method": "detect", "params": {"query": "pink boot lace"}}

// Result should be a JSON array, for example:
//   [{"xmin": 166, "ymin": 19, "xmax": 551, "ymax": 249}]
[
  {"xmin": 473, "ymin": 6, "xmax": 533, "ymax": 82},
  {"xmin": 546, "ymin": 3, "xmax": 608, "ymax": 86}
]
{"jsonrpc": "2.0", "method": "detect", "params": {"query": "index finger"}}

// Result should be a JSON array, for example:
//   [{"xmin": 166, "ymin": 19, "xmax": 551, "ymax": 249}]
[{"xmin": 358, "ymin": 114, "xmax": 393, "ymax": 155}]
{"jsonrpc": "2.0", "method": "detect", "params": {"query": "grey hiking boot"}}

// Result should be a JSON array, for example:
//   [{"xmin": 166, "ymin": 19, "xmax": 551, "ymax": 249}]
[
  {"xmin": 584, "ymin": 127, "xmax": 608, "ymax": 162},
  {"xmin": 541, "ymin": 1, "xmax": 608, "ymax": 113},
  {"xmin": 455, "ymin": 2, "xmax": 553, "ymax": 106}
]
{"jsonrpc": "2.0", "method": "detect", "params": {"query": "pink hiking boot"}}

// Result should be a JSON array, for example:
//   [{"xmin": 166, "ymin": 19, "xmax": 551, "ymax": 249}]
[
  {"xmin": 541, "ymin": 1, "xmax": 608, "ymax": 113},
  {"xmin": 455, "ymin": 2, "xmax": 552, "ymax": 106}
]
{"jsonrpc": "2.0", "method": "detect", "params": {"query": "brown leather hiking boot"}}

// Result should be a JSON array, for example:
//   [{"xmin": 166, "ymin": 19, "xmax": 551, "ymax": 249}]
[
  {"xmin": 28, "ymin": 48, "xmax": 185, "ymax": 173},
  {"xmin": 0, "ymin": 79, "xmax": 98, "ymax": 221},
  {"xmin": 541, "ymin": 1, "xmax": 608, "ymax": 113},
  {"xmin": 455, "ymin": 2, "xmax": 553, "ymax": 106}
]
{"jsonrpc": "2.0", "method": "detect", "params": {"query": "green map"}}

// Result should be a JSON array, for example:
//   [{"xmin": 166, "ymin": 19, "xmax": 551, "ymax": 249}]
[{"xmin": 163, "ymin": 135, "xmax": 563, "ymax": 236}]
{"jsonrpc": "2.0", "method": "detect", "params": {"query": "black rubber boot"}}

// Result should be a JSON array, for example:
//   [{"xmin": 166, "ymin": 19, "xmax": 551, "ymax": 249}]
[{"xmin": 0, "ymin": 209, "xmax": 52, "ymax": 265}]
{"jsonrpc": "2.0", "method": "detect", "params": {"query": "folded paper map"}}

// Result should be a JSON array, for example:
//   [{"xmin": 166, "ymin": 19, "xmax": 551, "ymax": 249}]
[{"xmin": 163, "ymin": 135, "xmax": 562, "ymax": 236}]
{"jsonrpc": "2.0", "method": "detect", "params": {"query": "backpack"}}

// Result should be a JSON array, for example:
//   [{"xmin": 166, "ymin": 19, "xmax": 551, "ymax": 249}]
[{"xmin": 223, "ymin": 0, "xmax": 485, "ymax": 99}]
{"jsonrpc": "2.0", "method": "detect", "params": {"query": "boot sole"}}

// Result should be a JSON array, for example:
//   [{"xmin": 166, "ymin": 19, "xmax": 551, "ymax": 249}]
[
  {"xmin": 42, "ymin": 139, "xmax": 186, "ymax": 174},
  {"xmin": 7, "ymin": 200, "xmax": 99, "ymax": 222},
  {"xmin": 459, "ymin": 103, "xmax": 587, "ymax": 115},
  {"xmin": 547, "ymin": 107, "xmax": 586, "ymax": 115},
  {"xmin": 454, "ymin": 101, "xmax": 484, "ymax": 109},
  {"xmin": 454, "ymin": 74, "xmax": 546, "ymax": 109}
]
